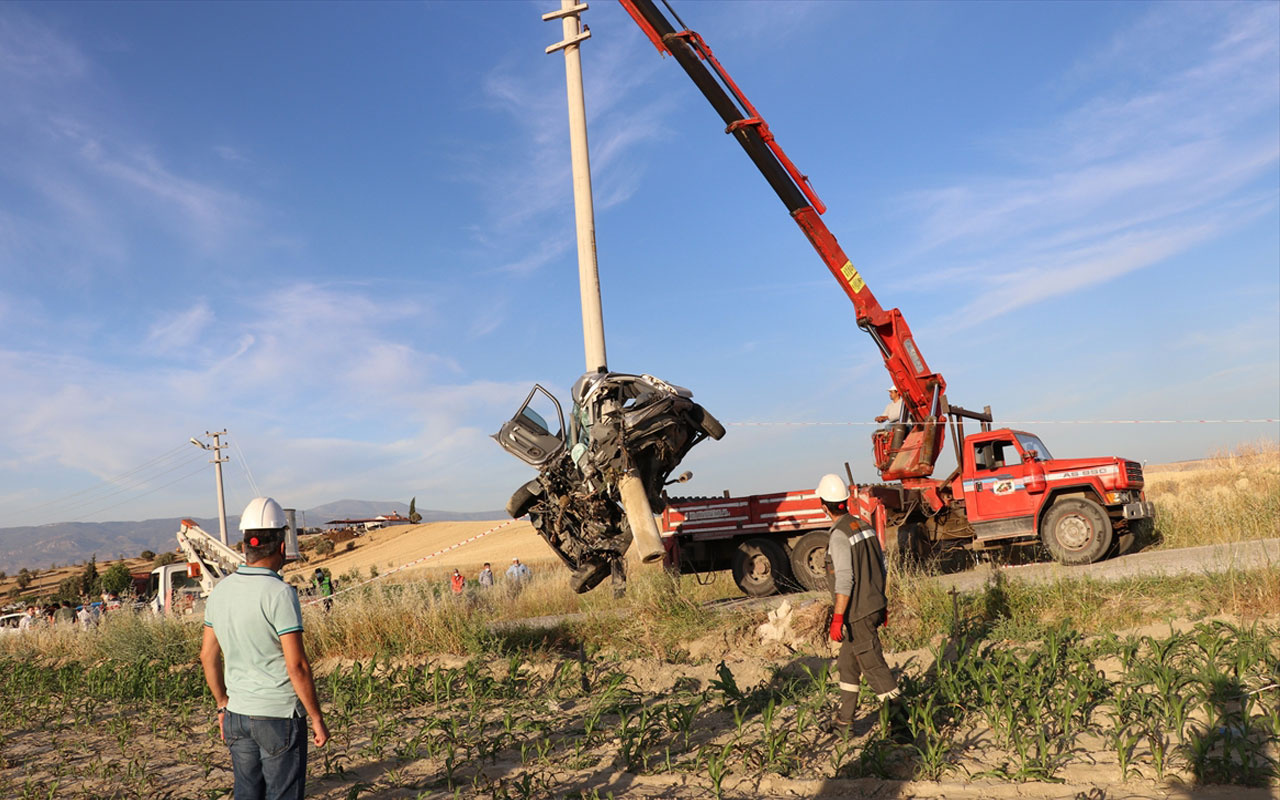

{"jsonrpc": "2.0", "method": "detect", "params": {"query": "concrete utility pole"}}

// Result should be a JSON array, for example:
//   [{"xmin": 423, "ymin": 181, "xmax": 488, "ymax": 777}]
[
  {"xmin": 544, "ymin": 1, "xmax": 664, "ymax": 564},
  {"xmin": 544, "ymin": 0, "xmax": 606, "ymax": 373},
  {"xmin": 190, "ymin": 431, "xmax": 230, "ymax": 545}
]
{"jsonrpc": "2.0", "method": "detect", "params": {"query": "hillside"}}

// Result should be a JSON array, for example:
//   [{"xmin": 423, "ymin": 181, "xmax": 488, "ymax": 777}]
[{"xmin": 0, "ymin": 500, "xmax": 503, "ymax": 575}]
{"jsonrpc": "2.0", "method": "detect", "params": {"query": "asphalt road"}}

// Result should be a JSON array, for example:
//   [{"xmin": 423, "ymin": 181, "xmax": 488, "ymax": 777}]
[{"xmin": 930, "ymin": 536, "xmax": 1280, "ymax": 594}]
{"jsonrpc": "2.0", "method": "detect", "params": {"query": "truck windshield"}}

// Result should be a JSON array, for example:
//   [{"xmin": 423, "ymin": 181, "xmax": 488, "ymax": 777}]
[{"xmin": 1015, "ymin": 433, "xmax": 1052, "ymax": 460}]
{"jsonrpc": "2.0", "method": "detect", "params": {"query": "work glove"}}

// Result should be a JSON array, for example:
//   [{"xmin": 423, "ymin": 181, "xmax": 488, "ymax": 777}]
[{"xmin": 829, "ymin": 612, "xmax": 845, "ymax": 643}]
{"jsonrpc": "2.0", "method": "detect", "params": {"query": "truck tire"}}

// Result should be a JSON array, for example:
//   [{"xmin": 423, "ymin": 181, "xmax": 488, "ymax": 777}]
[
  {"xmin": 895, "ymin": 522, "xmax": 929, "ymax": 566},
  {"xmin": 1041, "ymin": 497, "xmax": 1113, "ymax": 565},
  {"xmin": 732, "ymin": 538, "xmax": 792, "ymax": 597},
  {"xmin": 788, "ymin": 530, "xmax": 830, "ymax": 592}
]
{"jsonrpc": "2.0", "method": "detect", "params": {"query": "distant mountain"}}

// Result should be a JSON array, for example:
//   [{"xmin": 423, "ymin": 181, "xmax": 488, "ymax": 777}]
[
  {"xmin": 0, "ymin": 517, "xmax": 223, "ymax": 575},
  {"xmin": 0, "ymin": 501, "xmax": 505, "ymax": 574}
]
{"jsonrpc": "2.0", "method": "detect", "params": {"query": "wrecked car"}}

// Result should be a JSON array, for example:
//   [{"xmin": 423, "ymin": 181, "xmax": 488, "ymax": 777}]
[{"xmin": 492, "ymin": 372, "xmax": 725, "ymax": 593}]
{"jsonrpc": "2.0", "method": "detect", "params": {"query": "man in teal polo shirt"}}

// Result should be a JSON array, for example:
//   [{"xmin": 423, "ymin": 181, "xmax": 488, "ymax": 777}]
[{"xmin": 200, "ymin": 497, "xmax": 328, "ymax": 800}]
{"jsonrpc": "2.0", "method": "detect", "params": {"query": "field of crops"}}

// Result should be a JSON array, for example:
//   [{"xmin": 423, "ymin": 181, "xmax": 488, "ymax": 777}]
[
  {"xmin": 1, "ymin": 443, "xmax": 1277, "ymax": 798},
  {"xmin": 1, "ymin": 584, "xmax": 1276, "ymax": 799}
]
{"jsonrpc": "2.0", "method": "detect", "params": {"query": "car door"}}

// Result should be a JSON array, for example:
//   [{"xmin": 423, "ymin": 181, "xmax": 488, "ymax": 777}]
[
  {"xmin": 966, "ymin": 436, "xmax": 1036, "ymax": 538},
  {"xmin": 491, "ymin": 385, "xmax": 566, "ymax": 467}
]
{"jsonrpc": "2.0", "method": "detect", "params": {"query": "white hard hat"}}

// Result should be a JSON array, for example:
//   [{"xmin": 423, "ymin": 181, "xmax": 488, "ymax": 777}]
[
  {"xmin": 887, "ymin": 386, "xmax": 899, "ymax": 393},
  {"xmin": 816, "ymin": 474, "xmax": 851, "ymax": 503},
  {"xmin": 240, "ymin": 496, "xmax": 287, "ymax": 531}
]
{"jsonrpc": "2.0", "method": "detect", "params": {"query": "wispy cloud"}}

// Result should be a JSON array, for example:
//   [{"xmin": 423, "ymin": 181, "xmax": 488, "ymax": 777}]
[
  {"xmin": 0, "ymin": 281, "xmax": 536, "ymax": 523},
  {"xmin": 462, "ymin": 5, "xmax": 676, "ymax": 280},
  {"xmin": 146, "ymin": 301, "xmax": 214, "ymax": 353},
  {"xmin": 0, "ymin": 7, "xmax": 256, "ymax": 279},
  {"xmin": 890, "ymin": 3, "xmax": 1278, "ymax": 329}
]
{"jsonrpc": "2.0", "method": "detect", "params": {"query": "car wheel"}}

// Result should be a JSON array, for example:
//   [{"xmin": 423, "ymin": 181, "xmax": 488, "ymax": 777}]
[
  {"xmin": 506, "ymin": 480, "xmax": 541, "ymax": 518},
  {"xmin": 1041, "ymin": 497, "xmax": 1113, "ymax": 565},
  {"xmin": 731, "ymin": 538, "xmax": 792, "ymax": 597},
  {"xmin": 788, "ymin": 530, "xmax": 830, "ymax": 592},
  {"xmin": 689, "ymin": 405, "xmax": 726, "ymax": 440}
]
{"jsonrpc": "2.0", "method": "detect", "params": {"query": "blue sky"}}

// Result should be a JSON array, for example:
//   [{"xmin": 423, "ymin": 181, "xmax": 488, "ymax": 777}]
[{"xmin": 0, "ymin": 1, "xmax": 1276, "ymax": 525}]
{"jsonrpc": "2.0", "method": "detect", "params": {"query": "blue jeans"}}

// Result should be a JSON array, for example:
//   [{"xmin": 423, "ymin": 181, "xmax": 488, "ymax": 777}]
[{"xmin": 222, "ymin": 710, "xmax": 308, "ymax": 800}]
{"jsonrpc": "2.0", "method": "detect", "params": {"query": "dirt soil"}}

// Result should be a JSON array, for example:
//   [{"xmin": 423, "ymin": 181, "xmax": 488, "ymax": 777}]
[
  {"xmin": 284, "ymin": 519, "xmax": 553, "ymax": 585},
  {"xmin": 2, "ymin": 617, "xmax": 1274, "ymax": 799}
]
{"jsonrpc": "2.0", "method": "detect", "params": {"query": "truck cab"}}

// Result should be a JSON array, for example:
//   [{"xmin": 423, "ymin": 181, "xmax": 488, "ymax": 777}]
[
  {"xmin": 952, "ymin": 428, "xmax": 1154, "ymax": 564},
  {"xmin": 147, "ymin": 563, "xmax": 205, "ymax": 616}
]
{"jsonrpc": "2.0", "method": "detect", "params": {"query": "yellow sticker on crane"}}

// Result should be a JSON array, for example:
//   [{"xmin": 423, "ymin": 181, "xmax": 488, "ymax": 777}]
[{"xmin": 840, "ymin": 261, "xmax": 865, "ymax": 293}]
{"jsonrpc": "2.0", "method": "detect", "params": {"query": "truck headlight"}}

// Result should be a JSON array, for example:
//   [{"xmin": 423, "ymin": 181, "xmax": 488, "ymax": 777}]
[{"xmin": 1105, "ymin": 491, "xmax": 1128, "ymax": 504}]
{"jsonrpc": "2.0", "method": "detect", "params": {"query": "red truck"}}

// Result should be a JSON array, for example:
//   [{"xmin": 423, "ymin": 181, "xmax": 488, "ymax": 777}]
[
  {"xmin": 661, "ymin": 432, "xmax": 1153, "ymax": 597},
  {"xmin": 623, "ymin": 0, "xmax": 1156, "ymax": 595}
]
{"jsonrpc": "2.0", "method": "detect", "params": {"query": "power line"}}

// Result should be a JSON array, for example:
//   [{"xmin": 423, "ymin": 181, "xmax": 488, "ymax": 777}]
[
  {"xmin": 48, "ymin": 452, "xmax": 209, "ymax": 519},
  {"xmin": 2, "ymin": 444, "xmax": 205, "ymax": 524},
  {"xmin": 230, "ymin": 434, "xmax": 261, "ymax": 498},
  {"xmin": 69, "ymin": 463, "xmax": 212, "ymax": 522}
]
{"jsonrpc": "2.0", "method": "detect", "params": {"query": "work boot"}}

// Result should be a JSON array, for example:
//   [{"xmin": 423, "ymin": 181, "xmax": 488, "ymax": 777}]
[{"xmin": 822, "ymin": 714, "xmax": 854, "ymax": 737}]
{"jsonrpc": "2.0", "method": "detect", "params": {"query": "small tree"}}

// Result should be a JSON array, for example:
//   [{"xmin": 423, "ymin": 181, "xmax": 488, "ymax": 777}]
[
  {"xmin": 101, "ymin": 562, "xmax": 132, "ymax": 596},
  {"xmin": 408, "ymin": 497, "xmax": 422, "ymax": 524},
  {"xmin": 79, "ymin": 555, "xmax": 100, "ymax": 598},
  {"xmin": 53, "ymin": 575, "xmax": 81, "ymax": 605},
  {"xmin": 314, "ymin": 539, "xmax": 335, "ymax": 556},
  {"xmin": 152, "ymin": 552, "xmax": 178, "ymax": 568},
  {"xmin": 15, "ymin": 569, "xmax": 32, "ymax": 591},
  {"xmin": 140, "ymin": 550, "xmax": 155, "ymax": 560}
]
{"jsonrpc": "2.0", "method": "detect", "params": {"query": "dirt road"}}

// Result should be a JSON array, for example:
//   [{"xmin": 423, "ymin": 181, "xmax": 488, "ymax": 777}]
[{"xmin": 932, "ymin": 537, "xmax": 1280, "ymax": 594}]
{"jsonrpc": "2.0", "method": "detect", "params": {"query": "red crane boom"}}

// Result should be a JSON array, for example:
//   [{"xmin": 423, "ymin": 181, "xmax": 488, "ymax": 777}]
[{"xmin": 620, "ymin": 0, "xmax": 950, "ymax": 480}]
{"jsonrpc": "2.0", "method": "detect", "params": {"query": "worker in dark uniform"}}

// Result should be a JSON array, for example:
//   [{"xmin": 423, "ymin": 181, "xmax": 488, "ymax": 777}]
[{"xmin": 817, "ymin": 473, "xmax": 898, "ymax": 732}]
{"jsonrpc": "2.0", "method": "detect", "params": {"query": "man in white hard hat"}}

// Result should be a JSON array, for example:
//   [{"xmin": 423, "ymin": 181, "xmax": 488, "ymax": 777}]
[
  {"xmin": 200, "ymin": 496, "xmax": 328, "ymax": 800},
  {"xmin": 875, "ymin": 387, "xmax": 905, "ymax": 428},
  {"xmin": 817, "ymin": 474, "xmax": 898, "ymax": 733}
]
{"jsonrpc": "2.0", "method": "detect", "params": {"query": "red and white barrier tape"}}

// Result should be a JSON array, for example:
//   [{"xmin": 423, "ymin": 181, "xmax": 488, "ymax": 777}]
[
  {"xmin": 302, "ymin": 518, "xmax": 520, "ymax": 606},
  {"xmin": 729, "ymin": 419, "xmax": 1278, "ymax": 427}
]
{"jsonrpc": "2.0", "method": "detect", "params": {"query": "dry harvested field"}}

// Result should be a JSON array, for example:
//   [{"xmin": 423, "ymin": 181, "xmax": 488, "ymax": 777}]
[{"xmin": 0, "ymin": 445, "xmax": 1277, "ymax": 798}]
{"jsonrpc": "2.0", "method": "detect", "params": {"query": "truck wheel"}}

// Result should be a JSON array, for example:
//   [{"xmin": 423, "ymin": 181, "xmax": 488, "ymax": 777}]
[
  {"xmin": 788, "ymin": 530, "xmax": 830, "ymax": 592},
  {"xmin": 895, "ymin": 522, "xmax": 929, "ymax": 566},
  {"xmin": 732, "ymin": 538, "xmax": 792, "ymax": 597},
  {"xmin": 1041, "ymin": 497, "xmax": 1113, "ymax": 565}
]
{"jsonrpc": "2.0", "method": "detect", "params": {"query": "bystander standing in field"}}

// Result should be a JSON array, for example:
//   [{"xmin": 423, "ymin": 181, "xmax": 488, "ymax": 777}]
[
  {"xmin": 450, "ymin": 569, "xmax": 465, "ymax": 596},
  {"xmin": 201, "ymin": 497, "xmax": 328, "ymax": 800},
  {"xmin": 478, "ymin": 563, "xmax": 494, "ymax": 588},
  {"xmin": 311, "ymin": 568, "xmax": 335, "ymax": 612},
  {"xmin": 18, "ymin": 605, "xmax": 39, "ymax": 631},
  {"xmin": 76, "ymin": 602, "xmax": 94, "ymax": 631},
  {"xmin": 54, "ymin": 601, "xmax": 75, "ymax": 627},
  {"xmin": 506, "ymin": 558, "xmax": 531, "ymax": 585}
]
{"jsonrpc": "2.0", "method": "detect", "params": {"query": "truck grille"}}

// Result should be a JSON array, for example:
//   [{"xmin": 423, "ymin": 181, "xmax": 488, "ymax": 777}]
[{"xmin": 1125, "ymin": 460, "xmax": 1144, "ymax": 486}]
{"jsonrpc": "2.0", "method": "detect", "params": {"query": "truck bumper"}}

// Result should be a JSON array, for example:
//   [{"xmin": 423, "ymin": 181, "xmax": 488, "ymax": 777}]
[{"xmin": 1122, "ymin": 500, "xmax": 1155, "ymax": 520}]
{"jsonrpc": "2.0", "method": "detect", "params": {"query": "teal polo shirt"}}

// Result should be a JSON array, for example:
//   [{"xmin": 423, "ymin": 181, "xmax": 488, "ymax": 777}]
[{"xmin": 204, "ymin": 566, "xmax": 305, "ymax": 718}]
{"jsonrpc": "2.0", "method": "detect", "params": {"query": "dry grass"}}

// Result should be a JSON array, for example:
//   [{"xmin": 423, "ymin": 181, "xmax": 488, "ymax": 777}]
[
  {"xmin": 1144, "ymin": 439, "xmax": 1280, "ymax": 549},
  {"xmin": 884, "ymin": 559, "xmax": 1280, "ymax": 651}
]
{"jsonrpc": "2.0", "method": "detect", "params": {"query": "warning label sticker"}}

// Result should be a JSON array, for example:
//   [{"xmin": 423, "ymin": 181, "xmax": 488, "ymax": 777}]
[{"xmin": 840, "ymin": 261, "xmax": 866, "ymax": 293}]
